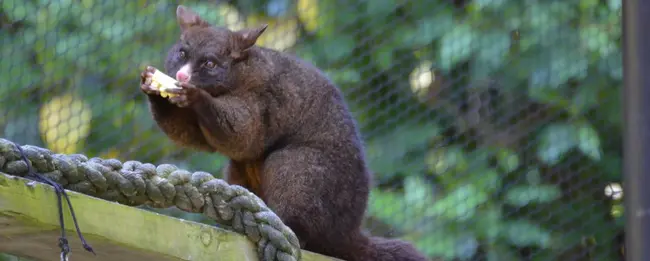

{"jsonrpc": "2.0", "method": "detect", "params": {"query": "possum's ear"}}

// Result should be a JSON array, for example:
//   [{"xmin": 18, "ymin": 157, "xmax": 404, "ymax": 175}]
[
  {"xmin": 231, "ymin": 24, "xmax": 268, "ymax": 56},
  {"xmin": 176, "ymin": 5, "xmax": 209, "ymax": 32}
]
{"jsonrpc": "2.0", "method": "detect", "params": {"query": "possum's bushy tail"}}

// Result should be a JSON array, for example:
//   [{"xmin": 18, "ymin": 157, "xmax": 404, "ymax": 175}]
[{"xmin": 349, "ymin": 233, "xmax": 429, "ymax": 261}]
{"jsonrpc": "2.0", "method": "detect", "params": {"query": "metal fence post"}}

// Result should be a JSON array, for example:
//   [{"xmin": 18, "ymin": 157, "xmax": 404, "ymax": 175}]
[{"xmin": 624, "ymin": 0, "xmax": 650, "ymax": 260}]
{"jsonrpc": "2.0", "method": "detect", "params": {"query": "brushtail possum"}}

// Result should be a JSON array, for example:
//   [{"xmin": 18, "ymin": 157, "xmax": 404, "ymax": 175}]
[{"xmin": 139, "ymin": 5, "xmax": 428, "ymax": 261}]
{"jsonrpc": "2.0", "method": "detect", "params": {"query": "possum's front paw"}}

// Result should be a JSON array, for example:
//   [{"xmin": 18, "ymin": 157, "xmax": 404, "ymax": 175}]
[
  {"xmin": 140, "ymin": 66, "xmax": 182, "ymax": 98},
  {"xmin": 140, "ymin": 66, "xmax": 160, "ymax": 96},
  {"xmin": 165, "ymin": 82, "xmax": 208, "ymax": 108}
]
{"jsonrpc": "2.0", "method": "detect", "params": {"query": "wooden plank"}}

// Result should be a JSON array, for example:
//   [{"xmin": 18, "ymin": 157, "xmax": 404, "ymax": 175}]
[{"xmin": 0, "ymin": 173, "xmax": 338, "ymax": 261}]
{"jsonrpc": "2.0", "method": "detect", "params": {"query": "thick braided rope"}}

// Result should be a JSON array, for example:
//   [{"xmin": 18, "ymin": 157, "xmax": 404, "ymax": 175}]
[{"xmin": 0, "ymin": 138, "xmax": 301, "ymax": 261}]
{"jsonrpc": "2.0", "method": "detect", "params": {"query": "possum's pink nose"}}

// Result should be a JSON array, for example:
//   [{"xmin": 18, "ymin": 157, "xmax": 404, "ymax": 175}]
[{"xmin": 176, "ymin": 71, "xmax": 190, "ymax": 82}]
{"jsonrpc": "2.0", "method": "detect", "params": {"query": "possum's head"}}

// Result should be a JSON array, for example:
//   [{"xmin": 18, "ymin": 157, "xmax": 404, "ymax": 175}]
[{"xmin": 164, "ymin": 5, "xmax": 267, "ymax": 95}]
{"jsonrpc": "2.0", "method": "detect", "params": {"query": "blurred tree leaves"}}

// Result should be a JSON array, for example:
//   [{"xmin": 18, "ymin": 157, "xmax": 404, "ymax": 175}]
[
  {"xmin": 537, "ymin": 122, "xmax": 603, "ymax": 165},
  {"xmin": 39, "ymin": 92, "xmax": 93, "ymax": 154},
  {"xmin": 504, "ymin": 185, "xmax": 561, "ymax": 207},
  {"xmin": 366, "ymin": 123, "xmax": 439, "ymax": 180},
  {"xmin": 438, "ymin": 23, "xmax": 476, "ymax": 71},
  {"xmin": 0, "ymin": 0, "xmax": 623, "ymax": 260}
]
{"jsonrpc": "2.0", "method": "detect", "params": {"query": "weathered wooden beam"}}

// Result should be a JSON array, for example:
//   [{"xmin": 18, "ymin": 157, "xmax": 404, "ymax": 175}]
[{"xmin": 0, "ymin": 173, "xmax": 339, "ymax": 261}]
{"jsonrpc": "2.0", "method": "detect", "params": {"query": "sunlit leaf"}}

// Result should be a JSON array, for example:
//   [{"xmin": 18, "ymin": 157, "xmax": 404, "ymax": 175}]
[{"xmin": 408, "ymin": 60, "xmax": 435, "ymax": 99}]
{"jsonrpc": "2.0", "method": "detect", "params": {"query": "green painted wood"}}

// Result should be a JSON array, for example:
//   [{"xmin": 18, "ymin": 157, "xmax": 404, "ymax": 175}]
[{"xmin": 0, "ymin": 173, "xmax": 340, "ymax": 261}]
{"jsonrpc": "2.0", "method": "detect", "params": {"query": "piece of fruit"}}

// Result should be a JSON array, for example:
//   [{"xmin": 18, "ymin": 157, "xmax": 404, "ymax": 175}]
[{"xmin": 150, "ymin": 69, "xmax": 181, "ymax": 98}]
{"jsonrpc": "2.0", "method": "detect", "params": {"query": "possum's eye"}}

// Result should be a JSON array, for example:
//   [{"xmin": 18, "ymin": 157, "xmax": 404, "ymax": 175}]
[
  {"xmin": 178, "ymin": 50, "xmax": 186, "ymax": 59},
  {"xmin": 203, "ymin": 60, "xmax": 216, "ymax": 69}
]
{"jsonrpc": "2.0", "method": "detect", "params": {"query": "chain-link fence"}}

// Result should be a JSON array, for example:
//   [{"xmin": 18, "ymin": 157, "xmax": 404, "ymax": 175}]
[{"xmin": 0, "ymin": 0, "xmax": 624, "ymax": 260}]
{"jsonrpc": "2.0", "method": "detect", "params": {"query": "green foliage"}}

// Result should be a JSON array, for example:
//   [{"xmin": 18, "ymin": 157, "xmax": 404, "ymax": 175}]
[
  {"xmin": 0, "ymin": 0, "xmax": 623, "ymax": 260},
  {"xmin": 0, "ymin": 253, "xmax": 33, "ymax": 261},
  {"xmin": 537, "ymin": 122, "xmax": 603, "ymax": 165},
  {"xmin": 504, "ymin": 185, "xmax": 561, "ymax": 207},
  {"xmin": 366, "ymin": 123, "xmax": 440, "ymax": 180}
]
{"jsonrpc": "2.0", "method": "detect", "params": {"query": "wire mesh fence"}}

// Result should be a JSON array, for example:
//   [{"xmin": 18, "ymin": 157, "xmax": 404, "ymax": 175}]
[{"xmin": 0, "ymin": 0, "xmax": 623, "ymax": 260}]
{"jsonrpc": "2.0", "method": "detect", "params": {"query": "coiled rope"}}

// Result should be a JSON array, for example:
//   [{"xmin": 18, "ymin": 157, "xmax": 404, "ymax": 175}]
[{"xmin": 0, "ymin": 138, "xmax": 301, "ymax": 261}]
